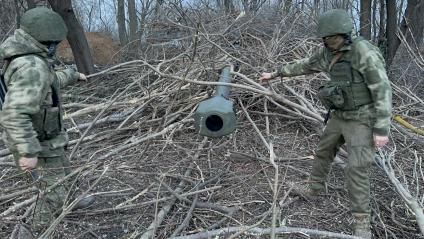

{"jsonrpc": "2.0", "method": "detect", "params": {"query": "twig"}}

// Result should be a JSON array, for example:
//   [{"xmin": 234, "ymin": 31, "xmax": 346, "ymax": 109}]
[
  {"xmin": 0, "ymin": 164, "xmax": 94, "ymax": 218},
  {"xmin": 134, "ymin": 138, "xmax": 208, "ymax": 239},
  {"xmin": 68, "ymin": 73, "xmax": 150, "ymax": 161},
  {"xmin": 269, "ymin": 142, "xmax": 278, "ymax": 239},
  {"xmin": 70, "ymin": 185, "xmax": 223, "ymax": 215},
  {"xmin": 39, "ymin": 165, "xmax": 108, "ymax": 238},
  {"xmin": 170, "ymin": 195, "xmax": 198, "ymax": 238},
  {"xmin": 377, "ymin": 149, "xmax": 424, "ymax": 235},
  {"xmin": 172, "ymin": 225, "xmax": 363, "ymax": 239},
  {"xmin": 238, "ymin": 98, "xmax": 269, "ymax": 150}
]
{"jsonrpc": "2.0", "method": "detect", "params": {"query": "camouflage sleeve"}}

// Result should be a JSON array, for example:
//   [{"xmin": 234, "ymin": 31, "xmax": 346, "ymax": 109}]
[
  {"xmin": 356, "ymin": 42, "xmax": 392, "ymax": 136},
  {"xmin": 55, "ymin": 68, "xmax": 79, "ymax": 87},
  {"xmin": 273, "ymin": 47, "xmax": 329, "ymax": 77},
  {"xmin": 0, "ymin": 56, "xmax": 50, "ymax": 156}
]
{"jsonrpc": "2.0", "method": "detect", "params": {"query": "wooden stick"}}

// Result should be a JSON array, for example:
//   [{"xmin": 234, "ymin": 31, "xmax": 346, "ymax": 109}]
[
  {"xmin": 172, "ymin": 226, "xmax": 363, "ymax": 239},
  {"xmin": 377, "ymin": 149, "xmax": 424, "ymax": 235},
  {"xmin": 135, "ymin": 138, "xmax": 208, "ymax": 239}
]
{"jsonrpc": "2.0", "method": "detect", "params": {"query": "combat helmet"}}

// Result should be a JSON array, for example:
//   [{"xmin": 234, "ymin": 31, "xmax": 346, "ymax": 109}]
[
  {"xmin": 20, "ymin": 7, "xmax": 68, "ymax": 43},
  {"xmin": 317, "ymin": 9, "xmax": 353, "ymax": 38}
]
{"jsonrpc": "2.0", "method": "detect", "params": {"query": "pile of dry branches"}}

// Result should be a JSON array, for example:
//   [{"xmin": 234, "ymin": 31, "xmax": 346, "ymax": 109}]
[{"xmin": 1, "ymin": 11, "xmax": 424, "ymax": 239}]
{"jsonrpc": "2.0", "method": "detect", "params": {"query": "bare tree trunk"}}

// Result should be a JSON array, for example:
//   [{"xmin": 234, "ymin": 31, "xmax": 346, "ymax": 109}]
[
  {"xmin": 385, "ymin": 0, "xmax": 397, "ymax": 66},
  {"xmin": 359, "ymin": 0, "xmax": 372, "ymax": 40},
  {"xmin": 378, "ymin": 0, "xmax": 386, "ymax": 53},
  {"xmin": 407, "ymin": 0, "xmax": 424, "ymax": 46},
  {"xmin": 48, "ymin": 0, "xmax": 95, "ymax": 74},
  {"xmin": 116, "ymin": 0, "xmax": 127, "ymax": 46},
  {"xmin": 397, "ymin": 0, "xmax": 416, "ymax": 49},
  {"xmin": 128, "ymin": 0, "xmax": 138, "ymax": 42},
  {"xmin": 386, "ymin": 0, "xmax": 424, "ymax": 65},
  {"xmin": 372, "ymin": 0, "xmax": 377, "ymax": 42},
  {"xmin": 139, "ymin": 0, "xmax": 152, "ymax": 43}
]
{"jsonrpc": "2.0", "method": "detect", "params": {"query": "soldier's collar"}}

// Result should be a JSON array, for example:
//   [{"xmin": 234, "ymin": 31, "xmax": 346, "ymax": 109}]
[{"xmin": 16, "ymin": 29, "xmax": 49, "ymax": 53}]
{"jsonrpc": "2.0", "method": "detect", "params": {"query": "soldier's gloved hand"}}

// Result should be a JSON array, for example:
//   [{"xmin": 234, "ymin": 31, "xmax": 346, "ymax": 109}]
[
  {"xmin": 78, "ymin": 73, "xmax": 88, "ymax": 81},
  {"xmin": 373, "ymin": 134, "xmax": 389, "ymax": 148},
  {"xmin": 19, "ymin": 156, "xmax": 38, "ymax": 171},
  {"xmin": 259, "ymin": 72, "xmax": 274, "ymax": 82}
]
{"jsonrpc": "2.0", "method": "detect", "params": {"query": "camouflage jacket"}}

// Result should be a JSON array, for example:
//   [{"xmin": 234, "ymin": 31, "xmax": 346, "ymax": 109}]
[
  {"xmin": 273, "ymin": 37, "xmax": 392, "ymax": 136},
  {"xmin": 0, "ymin": 29, "xmax": 79, "ymax": 157}
]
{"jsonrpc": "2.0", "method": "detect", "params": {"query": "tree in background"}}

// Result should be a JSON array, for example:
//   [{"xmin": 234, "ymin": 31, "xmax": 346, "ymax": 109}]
[
  {"xmin": 128, "ymin": 0, "xmax": 138, "ymax": 42},
  {"xmin": 48, "ymin": 0, "xmax": 95, "ymax": 74},
  {"xmin": 18, "ymin": 0, "xmax": 421, "ymax": 70},
  {"xmin": 384, "ymin": 0, "xmax": 424, "ymax": 66},
  {"xmin": 140, "ymin": 0, "xmax": 156, "ymax": 41},
  {"xmin": 385, "ymin": 0, "xmax": 397, "ymax": 65},
  {"xmin": 359, "ymin": 0, "xmax": 371, "ymax": 39},
  {"xmin": 116, "ymin": 0, "xmax": 128, "ymax": 46}
]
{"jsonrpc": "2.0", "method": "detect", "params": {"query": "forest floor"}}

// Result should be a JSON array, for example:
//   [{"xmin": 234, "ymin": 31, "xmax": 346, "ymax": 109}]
[{"xmin": 1, "ymin": 13, "xmax": 424, "ymax": 239}]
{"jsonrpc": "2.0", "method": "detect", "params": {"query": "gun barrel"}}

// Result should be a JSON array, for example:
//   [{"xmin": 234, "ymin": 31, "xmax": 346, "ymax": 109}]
[
  {"xmin": 194, "ymin": 66, "xmax": 236, "ymax": 138},
  {"xmin": 215, "ymin": 66, "xmax": 231, "ymax": 98}
]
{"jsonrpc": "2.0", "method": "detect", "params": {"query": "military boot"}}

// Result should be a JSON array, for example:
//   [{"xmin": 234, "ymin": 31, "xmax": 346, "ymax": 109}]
[
  {"xmin": 72, "ymin": 195, "xmax": 95, "ymax": 210},
  {"xmin": 298, "ymin": 187, "xmax": 323, "ymax": 200},
  {"xmin": 289, "ymin": 182, "xmax": 324, "ymax": 200},
  {"xmin": 353, "ymin": 213, "xmax": 372, "ymax": 239}
]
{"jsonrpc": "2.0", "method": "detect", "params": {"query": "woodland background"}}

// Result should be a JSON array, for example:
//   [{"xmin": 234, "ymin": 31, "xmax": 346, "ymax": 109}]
[{"xmin": 1, "ymin": 0, "xmax": 424, "ymax": 238}]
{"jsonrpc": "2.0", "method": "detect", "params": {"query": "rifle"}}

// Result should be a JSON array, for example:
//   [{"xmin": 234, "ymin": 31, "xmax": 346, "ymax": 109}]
[{"xmin": 0, "ymin": 73, "xmax": 7, "ymax": 110}]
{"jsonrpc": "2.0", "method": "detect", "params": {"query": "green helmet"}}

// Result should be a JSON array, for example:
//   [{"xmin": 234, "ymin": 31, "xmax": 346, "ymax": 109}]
[
  {"xmin": 317, "ymin": 9, "xmax": 353, "ymax": 38},
  {"xmin": 20, "ymin": 7, "xmax": 68, "ymax": 43}
]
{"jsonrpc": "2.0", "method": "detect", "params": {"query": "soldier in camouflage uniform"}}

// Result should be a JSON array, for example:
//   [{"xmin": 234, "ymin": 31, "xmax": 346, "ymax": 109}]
[
  {"xmin": 0, "ymin": 7, "xmax": 94, "ymax": 233},
  {"xmin": 259, "ymin": 9, "xmax": 392, "ymax": 238}
]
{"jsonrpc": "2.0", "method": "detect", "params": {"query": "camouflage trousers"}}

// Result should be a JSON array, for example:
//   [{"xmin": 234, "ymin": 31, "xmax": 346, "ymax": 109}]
[
  {"xmin": 11, "ymin": 147, "xmax": 70, "ymax": 230},
  {"xmin": 309, "ymin": 113, "xmax": 374, "ymax": 214}
]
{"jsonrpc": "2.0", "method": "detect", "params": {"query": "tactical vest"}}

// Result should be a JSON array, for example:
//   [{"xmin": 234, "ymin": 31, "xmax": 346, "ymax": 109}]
[
  {"xmin": 6, "ymin": 55, "xmax": 62, "ymax": 141},
  {"xmin": 318, "ymin": 38, "xmax": 373, "ymax": 111}
]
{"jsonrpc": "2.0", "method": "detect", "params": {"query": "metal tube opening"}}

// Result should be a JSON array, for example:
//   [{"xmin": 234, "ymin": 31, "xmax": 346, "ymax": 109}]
[{"xmin": 205, "ymin": 115, "xmax": 223, "ymax": 132}]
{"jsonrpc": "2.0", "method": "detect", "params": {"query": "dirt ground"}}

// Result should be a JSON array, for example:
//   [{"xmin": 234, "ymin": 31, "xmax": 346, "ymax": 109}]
[{"xmin": 1, "ymin": 13, "xmax": 424, "ymax": 239}]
